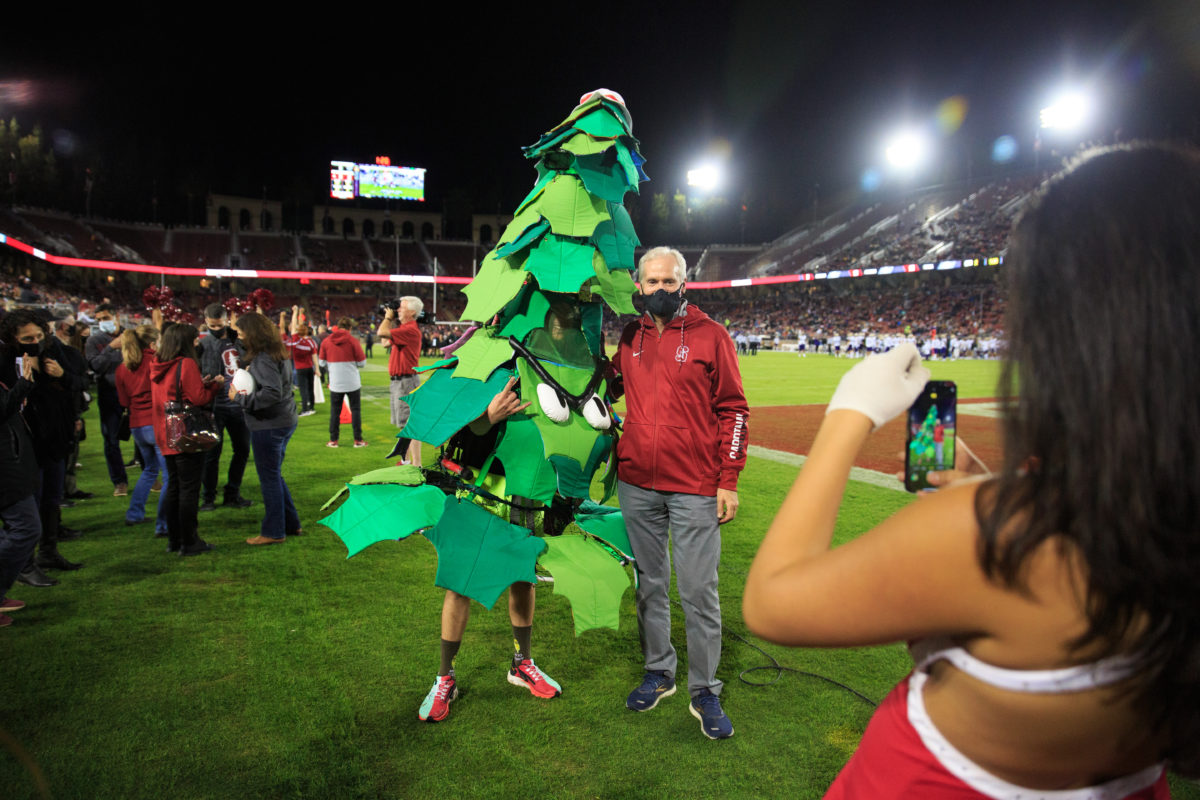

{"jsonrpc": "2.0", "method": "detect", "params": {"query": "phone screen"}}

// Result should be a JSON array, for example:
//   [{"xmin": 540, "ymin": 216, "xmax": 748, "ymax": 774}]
[{"xmin": 905, "ymin": 380, "xmax": 957, "ymax": 492}]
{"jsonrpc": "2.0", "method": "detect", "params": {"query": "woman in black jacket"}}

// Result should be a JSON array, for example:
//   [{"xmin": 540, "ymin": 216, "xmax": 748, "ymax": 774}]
[
  {"xmin": 0, "ymin": 354, "xmax": 40, "ymax": 624},
  {"xmin": 0, "ymin": 310, "xmax": 82, "ymax": 583}
]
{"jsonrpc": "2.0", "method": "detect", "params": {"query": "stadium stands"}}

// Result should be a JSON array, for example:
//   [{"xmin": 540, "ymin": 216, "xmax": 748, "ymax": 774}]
[
  {"xmin": 238, "ymin": 232, "xmax": 299, "ymax": 269},
  {"xmin": 299, "ymin": 235, "xmax": 372, "ymax": 273},
  {"xmin": 424, "ymin": 241, "xmax": 485, "ymax": 278},
  {"xmin": 169, "ymin": 228, "xmax": 233, "ymax": 268},
  {"xmin": 89, "ymin": 221, "xmax": 171, "ymax": 265}
]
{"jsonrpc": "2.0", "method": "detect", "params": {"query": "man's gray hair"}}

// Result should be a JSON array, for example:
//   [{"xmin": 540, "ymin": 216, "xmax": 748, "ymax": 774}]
[
  {"xmin": 637, "ymin": 246, "xmax": 687, "ymax": 283},
  {"xmin": 401, "ymin": 296, "xmax": 424, "ymax": 315}
]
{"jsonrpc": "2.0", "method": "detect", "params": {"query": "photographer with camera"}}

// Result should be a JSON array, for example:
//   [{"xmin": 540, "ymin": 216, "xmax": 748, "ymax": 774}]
[{"xmin": 376, "ymin": 296, "xmax": 423, "ymax": 465}]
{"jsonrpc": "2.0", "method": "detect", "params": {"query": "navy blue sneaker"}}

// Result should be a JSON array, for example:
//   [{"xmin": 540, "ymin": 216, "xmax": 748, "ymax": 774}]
[
  {"xmin": 689, "ymin": 690, "xmax": 734, "ymax": 739},
  {"xmin": 626, "ymin": 671, "xmax": 676, "ymax": 711}
]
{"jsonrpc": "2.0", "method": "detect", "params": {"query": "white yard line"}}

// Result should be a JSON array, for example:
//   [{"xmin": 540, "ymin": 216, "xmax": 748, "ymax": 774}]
[
  {"xmin": 958, "ymin": 402, "xmax": 1004, "ymax": 418},
  {"xmin": 747, "ymin": 444, "xmax": 906, "ymax": 492}
]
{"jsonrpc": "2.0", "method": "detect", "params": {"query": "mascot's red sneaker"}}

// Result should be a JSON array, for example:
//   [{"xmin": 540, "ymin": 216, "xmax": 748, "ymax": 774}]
[
  {"xmin": 418, "ymin": 673, "xmax": 458, "ymax": 722},
  {"xmin": 508, "ymin": 658, "xmax": 562, "ymax": 699}
]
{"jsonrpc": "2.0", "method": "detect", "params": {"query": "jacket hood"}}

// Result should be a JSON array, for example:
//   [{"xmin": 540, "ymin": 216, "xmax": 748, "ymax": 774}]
[
  {"xmin": 328, "ymin": 328, "xmax": 355, "ymax": 343},
  {"xmin": 150, "ymin": 355, "xmax": 188, "ymax": 383}
]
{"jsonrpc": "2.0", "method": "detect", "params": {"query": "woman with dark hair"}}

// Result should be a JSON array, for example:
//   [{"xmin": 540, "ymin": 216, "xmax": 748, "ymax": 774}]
[
  {"xmin": 744, "ymin": 144, "xmax": 1197, "ymax": 797},
  {"xmin": 116, "ymin": 325, "xmax": 167, "ymax": 536},
  {"xmin": 230, "ymin": 312, "xmax": 300, "ymax": 546},
  {"xmin": 151, "ymin": 323, "xmax": 221, "ymax": 556},
  {"xmin": 68, "ymin": 322, "xmax": 89, "ymax": 354},
  {"xmin": 0, "ymin": 309, "xmax": 85, "ymax": 581}
]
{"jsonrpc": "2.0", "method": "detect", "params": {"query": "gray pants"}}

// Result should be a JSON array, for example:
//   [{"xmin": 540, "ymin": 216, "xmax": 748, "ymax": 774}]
[
  {"xmin": 618, "ymin": 480, "xmax": 723, "ymax": 697},
  {"xmin": 389, "ymin": 374, "xmax": 421, "ymax": 427}
]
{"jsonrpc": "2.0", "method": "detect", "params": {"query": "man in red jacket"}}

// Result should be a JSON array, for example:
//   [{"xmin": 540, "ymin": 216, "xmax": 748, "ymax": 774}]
[{"xmin": 613, "ymin": 246, "xmax": 748, "ymax": 740}]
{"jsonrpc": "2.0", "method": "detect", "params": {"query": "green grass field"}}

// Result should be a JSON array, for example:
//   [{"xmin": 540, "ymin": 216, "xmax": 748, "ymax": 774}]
[{"xmin": 2, "ymin": 350, "xmax": 1194, "ymax": 799}]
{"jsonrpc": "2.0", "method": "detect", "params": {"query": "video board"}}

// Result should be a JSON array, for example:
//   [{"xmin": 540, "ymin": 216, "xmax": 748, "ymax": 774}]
[{"xmin": 329, "ymin": 159, "xmax": 426, "ymax": 202}]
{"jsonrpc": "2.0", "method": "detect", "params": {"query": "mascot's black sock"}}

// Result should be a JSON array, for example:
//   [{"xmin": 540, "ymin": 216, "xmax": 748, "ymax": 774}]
[
  {"xmin": 512, "ymin": 625, "xmax": 532, "ymax": 665},
  {"xmin": 439, "ymin": 639, "xmax": 461, "ymax": 676}
]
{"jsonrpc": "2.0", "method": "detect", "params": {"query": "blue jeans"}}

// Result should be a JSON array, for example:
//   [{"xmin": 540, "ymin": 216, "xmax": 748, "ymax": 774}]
[
  {"xmin": 0, "ymin": 495, "xmax": 41, "ymax": 597},
  {"xmin": 127, "ymin": 425, "xmax": 168, "ymax": 533},
  {"xmin": 250, "ymin": 425, "xmax": 300, "ymax": 540}
]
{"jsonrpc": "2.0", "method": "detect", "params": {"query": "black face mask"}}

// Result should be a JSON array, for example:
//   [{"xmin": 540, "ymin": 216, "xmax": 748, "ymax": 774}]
[
  {"xmin": 644, "ymin": 288, "xmax": 683, "ymax": 318},
  {"xmin": 18, "ymin": 341, "xmax": 44, "ymax": 357}
]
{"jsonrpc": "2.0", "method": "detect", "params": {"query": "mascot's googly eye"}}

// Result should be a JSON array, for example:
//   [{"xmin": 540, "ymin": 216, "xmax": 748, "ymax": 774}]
[
  {"xmin": 537, "ymin": 383, "xmax": 570, "ymax": 423},
  {"xmin": 581, "ymin": 393, "xmax": 610, "ymax": 430}
]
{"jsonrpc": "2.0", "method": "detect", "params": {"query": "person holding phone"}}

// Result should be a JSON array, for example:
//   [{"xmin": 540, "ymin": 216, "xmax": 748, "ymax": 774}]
[
  {"xmin": 151, "ymin": 324, "xmax": 223, "ymax": 556},
  {"xmin": 744, "ymin": 145, "xmax": 1196, "ymax": 796}
]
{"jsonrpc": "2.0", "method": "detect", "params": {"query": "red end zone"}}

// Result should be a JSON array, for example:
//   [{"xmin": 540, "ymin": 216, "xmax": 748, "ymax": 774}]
[{"xmin": 751, "ymin": 399, "xmax": 1004, "ymax": 474}]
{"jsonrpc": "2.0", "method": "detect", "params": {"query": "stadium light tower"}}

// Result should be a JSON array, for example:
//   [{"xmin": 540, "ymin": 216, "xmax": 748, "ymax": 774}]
[
  {"xmin": 686, "ymin": 163, "xmax": 722, "ymax": 192},
  {"xmin": 1040, "ymin": 91, "xmax": 1091, "ymax": 131},
  {"xmin": 884, "ymin": 129, "xmax": 931, "ymax": 171}
]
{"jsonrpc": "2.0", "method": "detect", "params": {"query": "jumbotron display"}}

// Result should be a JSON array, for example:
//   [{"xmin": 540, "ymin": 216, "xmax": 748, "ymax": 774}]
[{"xmin": 330, "ymin": 159, "xmax": 426, "ymax": 202}]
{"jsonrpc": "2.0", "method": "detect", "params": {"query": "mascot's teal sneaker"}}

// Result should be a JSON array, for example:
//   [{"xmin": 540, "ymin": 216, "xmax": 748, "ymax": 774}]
[
  {"xmin": 418, "ymin": 673, "xmax": 457, "ymax": 722},
  {"xmin": 626, "ymin": 671, "xmax": 676, "ymax": 711},
  {"xmin": 689, "ymin": 689, "xmax": 734, "ymax": 739}
]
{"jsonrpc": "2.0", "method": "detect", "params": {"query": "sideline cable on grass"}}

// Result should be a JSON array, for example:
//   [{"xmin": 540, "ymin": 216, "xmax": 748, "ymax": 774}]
[{"xmin": 668, "ymin": 595, "xmax": 878, "ymax": 707}]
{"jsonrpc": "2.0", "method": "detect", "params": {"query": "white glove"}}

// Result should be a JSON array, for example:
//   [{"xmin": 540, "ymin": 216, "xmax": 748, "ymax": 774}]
[{"xmin": 826, "ymin": 343, "xmax": 930, "ymax": 430}]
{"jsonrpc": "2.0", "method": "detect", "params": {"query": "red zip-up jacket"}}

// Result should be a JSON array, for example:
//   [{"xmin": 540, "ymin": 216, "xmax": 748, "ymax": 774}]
[
  {"xmin": 150, "ymin": 356, "xmax": 219, "ymax": 456},
  {"xmin": 612, "ymin": 304, "xmax": 749, "ymax": 495},
  {"xmin": 115, "ymin": 348, "xmax": 156, "ymax": 428}
]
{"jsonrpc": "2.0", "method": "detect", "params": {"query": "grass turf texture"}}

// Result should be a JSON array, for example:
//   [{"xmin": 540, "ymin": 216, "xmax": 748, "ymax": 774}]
[{"xmin": 3, "ymin": 349, "xmax": 1196, "ymax": 799}]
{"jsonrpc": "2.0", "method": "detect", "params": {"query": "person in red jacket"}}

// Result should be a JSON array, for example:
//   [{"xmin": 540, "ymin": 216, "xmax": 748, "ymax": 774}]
[
  {"xmin": 150, "ymin": 324, "xmax": 222, "ymax": 556},
  {"xmin": 317, "ymin": 317, "xmax": 367, "ymax": 447},
  {"xmin": 376, "ymin": 296, "xmax": 424, "ymax": 464},
  {"xmin": 280, "ymin": 306, "xmax": 318, "ymax": 417},
  {"xmin": 613, "ymin": 246, "xmax": 749, "ymax": 740},
  {"xmin": 115, "ymin": 325, "xmax": 168, "ymax": 535}
]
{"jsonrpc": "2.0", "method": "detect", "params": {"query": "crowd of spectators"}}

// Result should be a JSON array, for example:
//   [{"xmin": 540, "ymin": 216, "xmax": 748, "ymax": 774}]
[
  {"xmin": 812, "ymin": 178, "xmax": 1038, "ymax": 275},
  {"xmin": 0, "ymin": 262, "xmax": 1011, "ymax": 625},
  {"xmin": 0, "ymin": 273, "xmax": 421, "ymax": 624},
  {"xmin": 600, "ymin": 276, "xmax": 1006, "ymax": 353}
]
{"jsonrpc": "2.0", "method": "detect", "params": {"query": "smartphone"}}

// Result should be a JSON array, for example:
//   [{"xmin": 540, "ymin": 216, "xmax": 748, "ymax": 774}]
[{"xmin": 905, "ymin": 380, "xmax": 957, "ymax": 492}]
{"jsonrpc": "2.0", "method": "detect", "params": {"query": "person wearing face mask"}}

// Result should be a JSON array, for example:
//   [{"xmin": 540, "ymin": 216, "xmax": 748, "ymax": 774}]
[
  {"xmin": 0, "ymin": 352, "xmax": 40, "ymax": 625},
  {"xmin": 611, "ymin": 246, "xmax": 749, "ymax": 740},
  {"xmin": 0, "ymin": 310, "xmax": 86, "ymax": 583},
  {"xmin": 84, "ymin": 304, "xmax": 129, "ymax": 496},
  {"xmin": 196, "ymin": 303, "xmax": 253, "ymax": 512}
]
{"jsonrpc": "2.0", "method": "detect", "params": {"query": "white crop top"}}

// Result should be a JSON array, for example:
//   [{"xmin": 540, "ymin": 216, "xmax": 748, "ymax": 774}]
[{"xmin": 909, "ymin": 637, "xmax": 1141, "ymax": 694}]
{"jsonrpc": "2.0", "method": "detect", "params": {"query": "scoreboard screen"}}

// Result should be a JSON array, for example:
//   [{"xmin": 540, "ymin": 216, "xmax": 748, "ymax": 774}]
[{"xmin": 329, "ymin": 160, "xmax": 426, "ymax": 202}]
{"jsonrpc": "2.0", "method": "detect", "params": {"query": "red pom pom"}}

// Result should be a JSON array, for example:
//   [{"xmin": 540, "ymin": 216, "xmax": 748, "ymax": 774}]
[
  {"xmin": 142, "ymin": 285, "xmax": 175, "ymax": 311},
  {"xmin": 142, "ymin": 286, "xmax": 161, "ymax": 309},
  {"xmin": 250, "ymin": 288, "xmax": 275, "ymax": 312}
]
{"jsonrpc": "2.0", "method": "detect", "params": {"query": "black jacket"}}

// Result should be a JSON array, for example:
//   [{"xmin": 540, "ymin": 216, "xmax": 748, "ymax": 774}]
[
  {"xmin": 0, "ymin": 340, "xmax": 84, "ymax": 466},
  {"xmin": 0, "ymin": 375, "xmax": 36, "ymax": 507}
]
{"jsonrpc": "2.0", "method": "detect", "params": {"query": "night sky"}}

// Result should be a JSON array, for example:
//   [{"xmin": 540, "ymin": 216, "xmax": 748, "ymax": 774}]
[{"xmin": 2, "ymin": 0, "xmax": 1197, "ymax": 239}]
